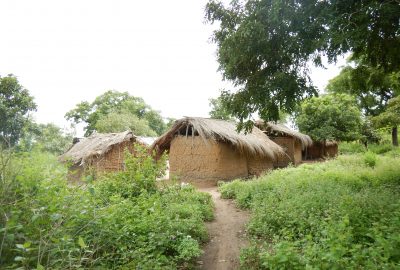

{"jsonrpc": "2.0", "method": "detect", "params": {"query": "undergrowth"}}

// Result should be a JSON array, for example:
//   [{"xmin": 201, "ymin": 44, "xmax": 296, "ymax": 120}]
[
  {"xmin": 0, "ymin": 146, "xmax": 213, "ymax": 269},
  {"xmin": 220, "ymin": 153, "xmax": 400, "ymax": 269}
]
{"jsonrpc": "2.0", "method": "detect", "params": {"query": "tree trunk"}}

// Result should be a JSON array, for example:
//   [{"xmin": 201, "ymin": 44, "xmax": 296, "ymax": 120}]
[{"xmin": 392, "ymin": 126, "xmax": 398, "ymax": 147}]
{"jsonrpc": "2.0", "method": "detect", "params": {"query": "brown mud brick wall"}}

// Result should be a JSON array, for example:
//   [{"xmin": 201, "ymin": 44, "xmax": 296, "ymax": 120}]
[
  {"xmin": 271, "ymin": 136, "xmax": 302, "ymax": 167},
  {"xmin": 306, "ymin": 144, "xmax": 324, "ymax": 159},
  {"xmin": 247, "ymin": 156, "xmax": 273, "ymax": 176},
  {"xmin": 67, "ymin": 141, "xmax": 136, "ymax": 182},
  {"xmin": 325, "ymin": 144, "xmax": 338, "ymax": 157},
  {"xmin": 294, "ymin": 140, "xmax": 303, "ymax": 164},
  {"xmin": 169, "ymin": 136, "xmax": 248, "ymax": 186},
  {"xmin": 305, "ymin": 143, "xmax": 338, "ymax": 159},
  {"xmin": 92, "ymin": 141, "xmax": 135, "ymax": 173}
]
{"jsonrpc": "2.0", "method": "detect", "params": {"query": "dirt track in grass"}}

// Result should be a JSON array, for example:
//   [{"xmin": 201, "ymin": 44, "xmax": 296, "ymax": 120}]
[{"xmin": 197, "ymin": 186, "xmax": 250, "ymax": 270}]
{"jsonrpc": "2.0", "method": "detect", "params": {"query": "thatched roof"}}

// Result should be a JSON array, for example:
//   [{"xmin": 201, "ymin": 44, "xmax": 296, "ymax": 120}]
[
  {"xmin": 59, "ymin": 131, "xmax": 141, "ymax": 165},
  {"xmin": 255, "ymin": 120, "xmax": 312, "ymax": 150},
  {"xmin": 306, "ymin": 140, "xmax": 338, "ymax": 147},
  {"xmin": 151, "ymin": 117, "xmax": 284, "ymax": 159}
]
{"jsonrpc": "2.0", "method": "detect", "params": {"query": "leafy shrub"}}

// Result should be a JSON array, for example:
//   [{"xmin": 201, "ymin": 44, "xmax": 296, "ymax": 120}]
[
  {"xmin": 0, "ymin": 145, "xmax": 213, "ymax": 269},
  {"xmin": 219, "ymin": 154, "xmax": 400, "ymax": 269},
  {"xmin": 364, "ymin": 151, "xmax": 377, "ymax": 167},
  {"xmin": 339, "ymin": 141, "xmax": 366, "ymax": 154},
  {"xmin": 368, "ymin": 143, "xmax": 395, "ymax": 154}
]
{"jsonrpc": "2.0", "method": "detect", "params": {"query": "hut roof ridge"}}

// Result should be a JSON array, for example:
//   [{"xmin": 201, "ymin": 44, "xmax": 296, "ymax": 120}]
[
  {"xmin": 59, "ymin": 130, "xmax": 138, "ymax": 165},
  {"xmin": 152, "ymin": 117, "xmax": 284, "ymax": 159},
  {"xmin": 255, "ymin": 120, "xmax": 313, "ymax": 149}
]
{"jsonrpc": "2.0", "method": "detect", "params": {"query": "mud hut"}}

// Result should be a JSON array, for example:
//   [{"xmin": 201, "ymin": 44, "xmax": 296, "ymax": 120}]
[
  {"xmin": 255, "ymin": 121, "xmax": 312, "ymax": 167},
  {"xmin": 151, "ymin": 117, "xmax": 284, "ymax": 186},
  {"xmin": 305, "ymin": 140, "xmax": 339, "ymax": 159},
  {"xmin": 59, "ymin": 131, "xmax": 145, "ymax": 181}
]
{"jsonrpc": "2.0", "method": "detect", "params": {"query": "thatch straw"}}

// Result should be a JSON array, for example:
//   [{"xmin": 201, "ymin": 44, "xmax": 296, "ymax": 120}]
[
  {"xmin": 255, "ymin": 120, "xmax": 312, "ymax": 150},
  {"xmin": 59, "ymin": 131, "xmax": 141, "ymax": 165},
  {"xmin": 324, "ymin": 140, "xmax": 338, "ymax": 147},
  {"xmin": 151, "ymin": 117, "xmax": 284, "ymax": 159}
]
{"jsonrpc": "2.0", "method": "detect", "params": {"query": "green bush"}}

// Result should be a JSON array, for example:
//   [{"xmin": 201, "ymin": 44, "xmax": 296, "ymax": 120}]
[
  {"xmin": 0, "ymin": 145, "xmax": 213, "ymax": 269},
  {"xmin": 219, "ymin": 154, "xmax": 400, "ymax": 269},
  {"xmin": 364, "ymin": 151, "xmax": 377, "ymax": 167},
  {"xmin": 339, "ymin": 141, "xmax": 366, "ymax": 154}
]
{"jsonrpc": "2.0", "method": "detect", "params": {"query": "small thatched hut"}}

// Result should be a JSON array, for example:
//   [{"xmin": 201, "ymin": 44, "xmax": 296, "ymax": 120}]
[
  {"xmin": 59, "ymin": 131, "xmax": 145, "ymax": 181},
  {"xmin": 305, "ymin": 140, "xmax": 339, "ymax": 159},
  {"xmin": 151, "ymin": 117, "xmax": 284, "ymax": 186},
  {"xmin": 255, "ymin": 121, "xmax": 312, "ymax": 167}
]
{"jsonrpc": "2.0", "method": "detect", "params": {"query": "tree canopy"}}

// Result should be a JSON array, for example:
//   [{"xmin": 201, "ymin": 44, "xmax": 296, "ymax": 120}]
[
  {"xmin": 209, "ymin": 96, "xmax": 233, "ymax": 120},
  {"xmin": 65, "ymin": 91, "xmax": 167, "ymax": 137},
  {"xmin": 327, "ymin": 55, "xmax": 400, "ymax": 145},
  {"xmin": 18, "ymin": 122, "xmax": 73, "ymax": 154},
  {"xmin": 95, "ymin": 111, "xmax": 157, "ymax": 137},
  {"xmin": 327, "ymin": 56, "xmax": 400, "ymax": 117},
  {"xmin": 205, "ymin": 0, "xmax": 400, "ymax": 127},
  {"xmin": 372, "ymin": 96, "xmax": 400, "ymax": 146},
  {"xmin": 296, "ymin": 94, "xmax": 362, "ymax": 142},
  {"xmin": 0, "ymin": 74, "xmax": 37, "ymax": 146}
]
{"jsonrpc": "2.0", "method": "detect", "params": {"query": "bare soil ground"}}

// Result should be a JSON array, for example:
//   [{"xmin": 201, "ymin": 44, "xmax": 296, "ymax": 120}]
[{"xmin": 197, "ymin": 187, "xmax": 250, "ymax": 270}]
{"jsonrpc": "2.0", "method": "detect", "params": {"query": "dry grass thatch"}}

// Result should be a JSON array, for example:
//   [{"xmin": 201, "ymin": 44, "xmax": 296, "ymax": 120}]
[
  {"xmin": 324, "ymin": 140, "xmax": 338, "ymax": 147},
  {"xmin": 151, "ymin": 117, "xmax": 284, "ymax": 159},
  {"xmin": 255, "ymin": 120, "xmax": 312, "ymax": 150},
  {"xmin": 59, "ymin": 131, "xmax": 141, "ymax": 165}
]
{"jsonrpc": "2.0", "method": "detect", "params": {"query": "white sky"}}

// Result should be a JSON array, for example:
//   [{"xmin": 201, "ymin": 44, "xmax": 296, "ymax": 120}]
[{"xmin": 0, "ymin": 0, "xmax": 346, "ymax": 135}]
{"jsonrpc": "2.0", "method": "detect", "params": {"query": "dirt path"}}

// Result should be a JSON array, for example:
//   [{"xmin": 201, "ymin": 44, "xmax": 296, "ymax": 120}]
[{"xmin": 197, "ymin": 187, "xmax": 250, "ymax": 270}]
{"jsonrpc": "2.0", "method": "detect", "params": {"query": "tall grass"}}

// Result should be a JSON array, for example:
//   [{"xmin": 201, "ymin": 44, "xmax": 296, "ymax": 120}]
[
  {"xmin": 220, "ymin": 153, "xmax": 400, "ymax": 269},
  {"xmin": 0, "ymin": 147, "xmax": 213, "ymax": 269}
]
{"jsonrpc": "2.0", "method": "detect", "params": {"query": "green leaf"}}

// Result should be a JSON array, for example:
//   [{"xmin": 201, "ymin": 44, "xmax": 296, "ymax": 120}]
[
  {"xmin": 36, "ymin": 264, "xmax": 45, "ymax": 270},
  {"xmin": 78, "ymin": 236, "xmax": 87, "ymax": 248},
  {"xmin": 14, "ymin": 256, "xmax": 24, "ymax": 261}
]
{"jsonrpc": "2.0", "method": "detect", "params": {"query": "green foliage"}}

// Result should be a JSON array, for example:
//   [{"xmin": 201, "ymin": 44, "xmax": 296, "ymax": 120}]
[
  {"xmin": 340, "ymin": 141, "xmax": 397, "ymax": 156},
  {"xmin": 360, "ymin": 119, "xmax": 381, "ymax": 145},
  {"xmin": 65, "ymin": 90, "xmax": 167, "ymax": 136},
  {"xmin": 17, "ymin": 121, "xmax": 73, "ymax": 154},
  {"xmin": 205, "ymin": 0, "xmax": 400, "ymax": 126},
  {"xmin": 95, "ymin": 144, "xmax": 166, "ymax": 200},
  {"xmin": 327, "ymin": 58, "xmax": 400, "ymax": 117},
  {"xmin": 209, "ymin": 96, "xmax": 234, "ymax": 120},
  {"xmin": 372, "ymin": 96, "xmax": 400, "ymax": 129},
  {"xmin": 296, "ymin": 94, "xmax": 362, "ymax": 142},
  {"xmin": 220, "ymin": 154, "xmax": 400, "ymax": 269},
  {"xmin": 95, "ymin": 110, "xmax": 157, "ymax": 136},
  {"xmin": 0, "ymin": 147, "xmax": 213, "ymax": 269},
  {"xmin": 327, "ymin": 56, "xmax": 400, "ymax": 146},
  {"xmin": 364, "ymin": 151, "xmax": 377, "ymax": 168},
  {"xmin": 0, "ymin": 74, "xmax": 37, "ymax": 146}
]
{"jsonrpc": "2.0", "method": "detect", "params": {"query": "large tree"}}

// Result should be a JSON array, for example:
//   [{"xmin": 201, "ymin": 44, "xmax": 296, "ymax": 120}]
[
  {"xmin": 95, "ymin": 111, "xmax": 157, "ymax": 137},
  {"xmin": 18, "ymin": 121, "xmax": 73, "ymax": 154},
  {"xmin": 0, "ymin": 74, "xmax": 37, "ymax": 146},
  {"xmin": 65, "ymin": 90, "xmax": 167, "ymax": 136},
  {"xmin": 296, "ymin": 94, "xmax": 362, "ymax": 143},
  {"xmin": 205, "ymin": 0, "xmax": 400, "ymax": 128},
  {"xmin": 372, "ymin": 96, "xmax": 400, "ymax": 146},
  {"xmin": 327, "ymin": 56, "xmax": 400, "ymax": 145}
]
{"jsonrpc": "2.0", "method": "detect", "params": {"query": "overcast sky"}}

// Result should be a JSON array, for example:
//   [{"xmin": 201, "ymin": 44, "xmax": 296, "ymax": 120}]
[{"xmin": 1, "ymin": 0, "xmax": 346, "ymax": 134}]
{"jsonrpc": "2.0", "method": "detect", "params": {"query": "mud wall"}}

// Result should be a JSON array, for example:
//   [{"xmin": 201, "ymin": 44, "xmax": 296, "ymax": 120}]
[
  {"xmin": 67, "ymin": 140, "xmax": 137, "ymax": 182},
  {"xmin": 247, "ymin": 156, "xmax": 273, "ymax": 176},
  {"xmin": 293, "ymin": 140, "xmax": 303, "ymax": 164},
  {"xmin": 92, "ymin": 141, "xmax": 136, "ymax": 173},
  {"xmin": 271, "ymin": 136, "xmax": 295, "ymax": 167},
  {"xmin": 325, "ymin": 144, "xmax": 338, "ymax": 157},
  {"xmin": 169, "ymin": 136, "xmax": 248, "ymax": 185},
  {"xmin": 305, "ymin": 143, "xmax": 338, "ymax": 159}
]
